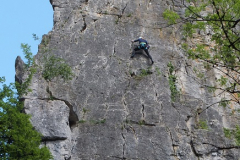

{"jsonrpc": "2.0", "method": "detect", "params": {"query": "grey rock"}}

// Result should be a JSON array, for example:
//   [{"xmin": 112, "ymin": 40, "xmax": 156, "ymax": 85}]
[
  {"xmin": 24, "ymin": 99, "xmax": 71, "ymax": 139},
  {"xmin": 15, "ymin": 56, "xmax": 25, "ymax": 84},
  {"xmin": 25, "ymin": 99, "xmax": 73, "ymax": 159},
  {"xmin": 17, "ymin": 0, "xmax": 240, "ymax": 159}
]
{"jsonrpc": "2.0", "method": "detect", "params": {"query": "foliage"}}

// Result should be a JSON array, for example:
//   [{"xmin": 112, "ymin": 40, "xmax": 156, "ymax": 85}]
[
  {"xmin": 15, "ymin": 67, "xmax": 37, "ymax": 98},
  {"xmin": 127, "ymin": 13, "xmax": 132, "ymax": 17},
  {"xmin": 219, "ymin": 98, "xmax": 230, "ymax": 108},
  {"xmin": 224, "ymin": 128, "xmax": 232, "ymax": 139},
  {"xmin": 0, "ymin": 78, "xmax": 52, "ymax": 159},
  {"xmin": 115, "ymin": 18, "xmax": 119, "ymax": 24},
  {"xmin": 21, "ymin": 43, "xmax": 34, "ymax": 69},
  {"xmin": 90, "ymin": 119, "xmax": 106, "ymax": 125},
  {"xmin": 20, "ymin": 41, "xmax": 73, "ymax": 93},
  {"xmin": 163, "ymin": 9, "xmax": 180, "ymax": 25},
  {"xmin": 163, "ymin": 0, "xmax": 240, "ymax": 106},
  {"xmin": 235, "ymin": 126, "xmax": 240, "ymax": 146},
  {"xmin": 31, "ymin": 34, "xmax": 74, "ymax": 82},
  {"xmin": 217, "ymin": 76, "xmax": 228, "ymax": 87},
  {"xmin": 1, "ymin": 36, "xmax": 73, "ymax": 158},
  {"xmin": 82, "ymin": 108, "xmax": 89, "ymax": 114},
  {"xmin": 17, "ymin": 44, "xmax": 37, "ymax": 97},
  {"xmin": 35, "ymin": 34, "xmax": 73, "ymax": 81},
  {"xmin": 168, "ymin": 62, "xmax": 179, "ymax": 102},
  {"xmin": 133, "ymin": 68, "xmax": 152, "ymax": 80},
  {"xmin": 42, "ymin": 55, "xmax": 73, "ymax": 81},
  {"xmin": 139, "ymin": 68, "xmax": 152, "ymax": 77},
  {"xmin": 79, "ymin": 120, "xmax": 86, "ymax": 123},
  {"xmin": 138, "ymin": 120, "xmax": 146, "ymax": 126},
  {"xmin": 155, "ymin": 67, "xmax": 161, "ymax": 76},
  {"xmin": 224, "ymin": 126, "xmax": 240, "ymax": 146},
  {"xmin": 0, "ymin": 34, "xmax": 73, "ymax": 159},
  {"xmin": 40, "ymin": 35, "xmax": 51, "ymax": 53},
  {"xmin": 193, "ymin": 67, "xmax": 205, "ymax": 79},
  {"xmin": 32, "ymin": 33, "xmax": 40, "ymax": 41},
  {"xmin": 197, "ymin": 120, "xmax": 208, "ymax": 130}
]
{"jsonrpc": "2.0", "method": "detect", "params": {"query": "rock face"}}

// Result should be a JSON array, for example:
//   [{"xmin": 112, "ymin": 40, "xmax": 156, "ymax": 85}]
[
  {"xmin": 16, "ymin": 0, "xmax": 240, "ymax": 159},
  {"xmin": 15, "ymin": 56, "xmax": 25, "ymax": 84}
]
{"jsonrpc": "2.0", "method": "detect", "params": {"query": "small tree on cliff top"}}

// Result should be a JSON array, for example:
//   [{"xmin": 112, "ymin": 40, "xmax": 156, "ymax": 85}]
[{"xmin": 163, "ymin": 0, "xmax": 240, "ymax": 106}]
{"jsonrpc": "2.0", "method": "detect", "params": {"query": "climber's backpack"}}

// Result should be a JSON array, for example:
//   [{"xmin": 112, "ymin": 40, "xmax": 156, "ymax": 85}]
[{"xmin": 139, "ymin": 42, "xmax": 147, "ymax": 49}]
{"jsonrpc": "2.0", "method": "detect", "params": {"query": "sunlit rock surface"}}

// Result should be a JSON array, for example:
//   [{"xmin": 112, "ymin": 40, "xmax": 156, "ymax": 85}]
[{"xmin": 15, "ymin": 0, "xmax": 240, "ymax": 159}]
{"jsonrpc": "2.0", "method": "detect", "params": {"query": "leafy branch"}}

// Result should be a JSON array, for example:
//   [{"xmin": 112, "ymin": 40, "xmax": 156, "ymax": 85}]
[{"xmin": 163, "ymin": 0, "xmax": 240, "ymax": 106}]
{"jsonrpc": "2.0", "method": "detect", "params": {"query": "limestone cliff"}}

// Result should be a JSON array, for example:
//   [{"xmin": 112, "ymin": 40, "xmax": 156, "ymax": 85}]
[{"xmin": 16, "ymin": 0, "xmax": 240, "ymax": 159}]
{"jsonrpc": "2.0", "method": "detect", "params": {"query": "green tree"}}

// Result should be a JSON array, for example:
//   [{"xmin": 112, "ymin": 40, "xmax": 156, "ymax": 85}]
[
  {"xmin": 0, "ymin": 36, "xmax": 73, "ymax": 159},
  {"xmin": 163, "ymin": 0, "xmax": 240, "ymax": 106},
  {"xmin": 21, "ymin": 43, "xmax": 34, "ymax": 69},
  {"xmin": 0, "ymin": 77, "xmax": 53, "ymax": 159}
]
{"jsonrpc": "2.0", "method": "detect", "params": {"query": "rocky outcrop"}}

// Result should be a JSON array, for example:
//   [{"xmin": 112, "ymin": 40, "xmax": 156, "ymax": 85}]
[
  {"xmin": 15, "ymin": 0, "xmax": 240, "ymax": 159},
  {"xmin": 15, "ymin": 56, "xmax": 25, "ymax": 84}
]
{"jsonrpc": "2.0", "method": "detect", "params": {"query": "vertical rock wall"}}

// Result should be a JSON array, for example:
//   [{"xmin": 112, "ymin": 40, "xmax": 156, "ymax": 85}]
[{"xmin": 17, "ymin": 0, "xmax": 240, "ymax": 159}]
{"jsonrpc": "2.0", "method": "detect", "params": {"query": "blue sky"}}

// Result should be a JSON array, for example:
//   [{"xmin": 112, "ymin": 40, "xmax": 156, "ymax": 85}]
[{"xmin": 0, "ymin": 0, "xmax": 53, "ymax": 85}]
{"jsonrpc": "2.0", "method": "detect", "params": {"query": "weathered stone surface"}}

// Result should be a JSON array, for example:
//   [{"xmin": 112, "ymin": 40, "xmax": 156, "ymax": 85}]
[
  {"xmin": 24, "ymin": 99, "xmax": 71, "ymax": 139},
  {"xmin": 25, "ymin": 99, "xmax": 73, "ymax": 159},
  {"xmin": 15, "ymin": 56, "xmax": 25, "ymax": 84},
  {"xmin": 18, "ymin": 0, "xmax": 240, "ymax": 159}
]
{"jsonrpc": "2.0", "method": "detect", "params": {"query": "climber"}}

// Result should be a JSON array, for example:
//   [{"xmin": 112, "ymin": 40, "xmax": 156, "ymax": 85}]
[{"xmin": 131, "ymin": 37, "xmax": 154, "ymax": 64}]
